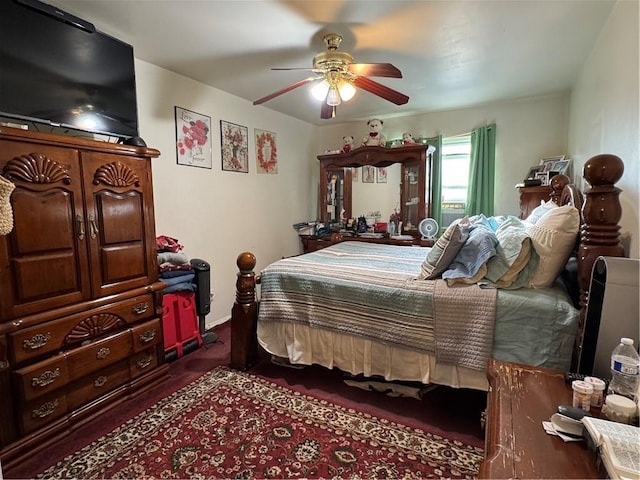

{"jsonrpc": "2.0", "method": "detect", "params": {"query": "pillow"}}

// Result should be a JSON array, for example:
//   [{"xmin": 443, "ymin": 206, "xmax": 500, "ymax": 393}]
[
  {"xmin": 526, "ymin": 204, "xmax": 580, "ymax": 288},
  {"xmin": 420, "ymin": 217, "xmax": 470, "ymax": 279},
  {"xmin": 525, "ymin": 199, "xmax": 558, "ymax": 224},
  {"xmin": 442, "ymin": 225, "xmax": 499, "ymax": 282},
  {"xmin": 446, "ymin": 263, "xmax": 488, "ymax": 287},
  {"xmin": 485, "ymin": 216, "xmax": 531, "ymax": 286}
]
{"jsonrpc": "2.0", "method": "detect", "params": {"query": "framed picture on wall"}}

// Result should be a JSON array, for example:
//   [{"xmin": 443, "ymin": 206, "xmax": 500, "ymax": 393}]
[
  {"xmin": 376, "ymin": 167, "xmax": 387, "ymax": 183},
  {"xmin": 255, "ymin": 129, "xmax": 278, "ymax": 174},
  {"xmin": 221, "ymin": 120, "xmax": 248, "ymax": 173},
  {"xmin": 175, "ymin": 106, "xmax": 212, "ymax": 169},
  {"xmin": 362, "ymin": 165, "xmax": 375, "ymax": 183}
]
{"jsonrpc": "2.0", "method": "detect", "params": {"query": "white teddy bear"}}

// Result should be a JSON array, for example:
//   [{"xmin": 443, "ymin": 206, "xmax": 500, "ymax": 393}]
[
  {"xmin": 342, "ymin": 135, "xmax": 354, "ymax": 153},
  {"xmin": 361, "ymin": 118, "xmax": 386, "ymax": 147},
  {"xmin": 402, "ymin": 132, "xmax": 418, "ymax": 145}
]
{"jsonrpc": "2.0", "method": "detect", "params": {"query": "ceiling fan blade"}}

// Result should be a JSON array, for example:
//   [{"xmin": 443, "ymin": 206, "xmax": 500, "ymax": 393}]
[
  {"xmin": 320, "ymin": 102, "xmax": 335, "ymax": 119},
  {"xmin": 253, "ymin": 77, "xmax": 317, "ymax": 105},
  {"xmin": 352, "ymin": 76, "xmax": 409, "ymax": 105},
  {"xmin": 271, "ymin": 67, "xmax": 317, "ymax": 72},
  {"xmin": 347, "ymin": 63, "xmax": 402, "ymax": 78}
]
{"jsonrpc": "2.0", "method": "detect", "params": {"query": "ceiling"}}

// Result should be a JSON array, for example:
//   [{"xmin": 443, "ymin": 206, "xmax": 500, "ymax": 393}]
[{"xmin": 47, "ymin": 0, "xmax": 616, "ymax": 126}]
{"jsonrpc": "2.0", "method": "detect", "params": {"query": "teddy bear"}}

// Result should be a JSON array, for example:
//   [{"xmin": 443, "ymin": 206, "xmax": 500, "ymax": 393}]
[
  {"xmin": 342, "ymin": 135, "xmax": 354, "ymax": 153},
  {"xmin": 361, "ymin": 118, "xmax": 386, "ymax": 147},
  {"xmin": 402, "ymin": 132, "xmax": 418, "ymax": 145}
]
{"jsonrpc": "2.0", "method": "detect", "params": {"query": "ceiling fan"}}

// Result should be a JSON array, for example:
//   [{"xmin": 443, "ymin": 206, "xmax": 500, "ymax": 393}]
[{"xmin": 253, "ymin": 33, "xmax": 409, "ymax": 119}]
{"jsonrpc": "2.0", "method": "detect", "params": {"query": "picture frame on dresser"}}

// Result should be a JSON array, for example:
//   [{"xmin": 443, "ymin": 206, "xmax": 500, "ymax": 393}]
[
  {"xmin": 552, "ymin": 159, "xmax": 571, "ymax": 175},
  {"xmin": 540, "ymin": 155, "xmax": 564, "ymax": 171},
  {"xmin": 524, "ymin": 165, "xmax": 543, "ymax": 181}
]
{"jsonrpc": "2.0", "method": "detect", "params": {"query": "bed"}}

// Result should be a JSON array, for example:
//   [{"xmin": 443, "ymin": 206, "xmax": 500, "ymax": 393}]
[{"xmin": 230, "ymin": 153, "xmax": 625, "ymax": 391}]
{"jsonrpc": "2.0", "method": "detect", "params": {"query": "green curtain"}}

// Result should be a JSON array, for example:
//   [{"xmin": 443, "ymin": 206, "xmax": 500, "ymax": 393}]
[
  {"xmin": 423, "ymin": 135, "xmax": 442, "ymax": 228},
  {"xmin": 465, "ymin": 124, "xmax": 496, "ymax": 217}
]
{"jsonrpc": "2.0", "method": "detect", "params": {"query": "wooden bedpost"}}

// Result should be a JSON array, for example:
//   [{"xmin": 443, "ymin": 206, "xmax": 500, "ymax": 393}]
[
  {"xmin": 231, "ymin": 251, "xmax": 259, "ymax": 370},
  {"xmin": 573, "ymin": 154, "xmax": 625, "ymax": 370}
]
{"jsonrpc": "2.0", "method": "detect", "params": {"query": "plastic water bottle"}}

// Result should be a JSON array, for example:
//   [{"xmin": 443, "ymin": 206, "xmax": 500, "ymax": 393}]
[{"xmin": 607, "ymin": 337, "xmax": 640, "ymax": 402}]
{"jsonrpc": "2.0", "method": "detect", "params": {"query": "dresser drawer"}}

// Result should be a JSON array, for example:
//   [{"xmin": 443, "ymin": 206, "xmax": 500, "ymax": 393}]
[
  {"xmin": 67, "ymin": 360, "xmax": 130, "ymax": 411},
  {"xmin": 132, "ymin": 318, "xmax": 162, "ymax": 353},
  {"xmin": 9, "ymin": 294, "xmax": 154, "ymax": 365},
  {"xmin": 20, "ymin": 390, "xmax": 68, "ymax": 435},
  {"xmin": 129, "ymin": 348, "xmax": 159, "ymax": 379},
  {"xmin": 67, "ymin": 330, "xmax": 132, "ymax": 380},
  {"xmin": 14, "ymin": 353, "xmax": 69, "ymax": 403}
]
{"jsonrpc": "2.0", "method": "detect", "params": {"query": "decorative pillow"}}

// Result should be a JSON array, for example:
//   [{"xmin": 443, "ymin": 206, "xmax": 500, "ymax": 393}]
[
  {"xmin": 526, "ymin": 204, "xmax": 580, "ymax": 288},
  {"xmin": 525, "ymin": 199, "xmax": 559, "ymax": 224},
  {"xmin": 420, "ymin": 217, "xmax": 470, "ymax": 279}
]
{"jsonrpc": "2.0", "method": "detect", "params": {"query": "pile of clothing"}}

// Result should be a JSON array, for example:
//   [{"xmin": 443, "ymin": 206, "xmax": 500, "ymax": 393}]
[{"xmin": 156, "ymin": 235, "xmax": 195, "ymax": 293}]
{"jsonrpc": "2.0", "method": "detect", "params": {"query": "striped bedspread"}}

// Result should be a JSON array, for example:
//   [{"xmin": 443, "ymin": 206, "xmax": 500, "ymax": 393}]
[{"xmin": 258, "ymin": 241, "xmax": 497, "ymax": 370}]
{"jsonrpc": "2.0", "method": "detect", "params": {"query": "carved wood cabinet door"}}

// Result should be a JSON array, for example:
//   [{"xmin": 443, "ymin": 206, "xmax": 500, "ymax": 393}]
[
  {"xmin": 80, "ymin": 151, "xmax": 158, "ymax": 299},
  {"xmin": 0, "ymin": 141, "xmax": 90, "ymax": 320}
]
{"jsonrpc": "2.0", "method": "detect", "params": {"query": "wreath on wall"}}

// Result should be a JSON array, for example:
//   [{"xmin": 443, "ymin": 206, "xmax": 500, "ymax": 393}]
[{"xmin": 256, "ymin": 131, "xmax": 277, "ymax": 173}]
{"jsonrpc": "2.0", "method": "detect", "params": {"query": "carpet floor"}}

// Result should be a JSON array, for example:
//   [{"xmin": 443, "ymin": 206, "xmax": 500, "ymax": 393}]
[{"xmin": 5, "ymin": 322, "xmax": 487, "ymax": 479}]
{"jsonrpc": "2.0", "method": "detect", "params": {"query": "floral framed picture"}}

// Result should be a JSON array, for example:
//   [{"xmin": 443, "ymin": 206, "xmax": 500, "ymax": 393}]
[
  {"xmin": 376, "ymin": 167, "xmax": 387, "ymax": 183},
  {"xmin": 220, "ymin": 120, "xmax": 248, "ymax": 173},
  {"xmin": 255, "ymin": 129, "xmax": 278, "ymax": 174},
  {"xmin": 175, "ymin": 106, "xmax": 212, "ymax": 168},
  {"xmin": 362, "ymin": 165, "xmax": 375, "ymax": 183}
]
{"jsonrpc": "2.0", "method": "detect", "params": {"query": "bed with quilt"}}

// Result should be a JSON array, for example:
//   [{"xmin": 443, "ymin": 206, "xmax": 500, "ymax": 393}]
[{"xmin": 230, "ymin": 154, "xmax": 625, "ymax": 391}]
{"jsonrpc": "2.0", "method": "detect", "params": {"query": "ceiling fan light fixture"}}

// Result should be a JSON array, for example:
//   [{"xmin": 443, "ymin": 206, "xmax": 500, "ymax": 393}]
[
  {"xmin": 311, "ymin": 80, "xmax": 330, "ymax": 102},
  {"xmin": 338, "ymin": 81, "xmax": 356, "ymax": 101},
  {"xmin": 326, "ymin": 86, "xmax": 341, "ymax": 106}
]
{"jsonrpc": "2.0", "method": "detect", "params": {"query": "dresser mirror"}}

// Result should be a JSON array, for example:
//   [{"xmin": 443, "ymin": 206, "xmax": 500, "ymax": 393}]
[{"xmin": 317, "ymin": 145, "xmax": 434, "ymax": 237}]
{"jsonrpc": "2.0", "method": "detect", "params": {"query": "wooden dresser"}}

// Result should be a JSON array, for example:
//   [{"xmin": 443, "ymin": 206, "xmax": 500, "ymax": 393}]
[
  {"xmin": 517, "ymin": 184, "xmax": 552, "ymax": 219},
  {"xmin": 299, "ymin": 233, "xmax": 434, "ymax": 253},
  {"xmin": 0, "ymin": 127, "xmax": 168, "ymax": 470}
]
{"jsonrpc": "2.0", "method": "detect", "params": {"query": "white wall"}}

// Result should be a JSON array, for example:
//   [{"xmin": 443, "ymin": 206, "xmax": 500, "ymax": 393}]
[
  {"xmin": 135, "ymin": 60, "xmax": 318, "ymax": 326},
  {"xmin": 568, "ymin": 0, "xmax": 639, "ymax": 259},
  {"xmin": 318, "ymin": 93, "xmax": 570, "ymax": 219}
]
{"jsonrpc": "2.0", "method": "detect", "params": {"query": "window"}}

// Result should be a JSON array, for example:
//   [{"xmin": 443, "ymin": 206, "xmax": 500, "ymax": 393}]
[{"xmin": 440, "ymin": 134, "xmax": 471, "ymax": 226}]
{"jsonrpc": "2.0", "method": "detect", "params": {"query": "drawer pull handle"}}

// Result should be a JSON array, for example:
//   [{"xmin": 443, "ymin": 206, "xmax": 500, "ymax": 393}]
[
  {"xmin": 76, "ymin": 215, "xmax": 85, "ymax": 241},
  {"xmin": 96, "ymin": 347, "xmax": 111, "ymax": 359},
  {"xmin": 32, "ymin": 400, "xmax": 59, "ymax": 419},
  {"xmin": 94, "ymin": 375, "xmax": 108, "ymax": 387},
  {"xmin": 31, "ymin": 368, "xmax": 61, "ymax": 388},
  {"xmin": 23, "ymin": 333, "xmax": 51, "ymax": 350},
  {"xmin": 137, "ymin": 355, "xmax": 152, "ymax": 369},
  {"xmin": 139, "ymin": 329, "xmax": 156, "ymax": 343},
  {"xmin": 132, "ymin": 303, "xmax": 149, "ymax": 315}
]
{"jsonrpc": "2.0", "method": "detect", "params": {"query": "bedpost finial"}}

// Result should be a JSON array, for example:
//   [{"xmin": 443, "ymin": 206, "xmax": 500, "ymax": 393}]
[
  {"xmin": 582, "ymin": 154, "xmax": 624, "ymax": 187},
  {"xmin": 237, "ymin": 252, "xmax": 256, "ymax": 273}
]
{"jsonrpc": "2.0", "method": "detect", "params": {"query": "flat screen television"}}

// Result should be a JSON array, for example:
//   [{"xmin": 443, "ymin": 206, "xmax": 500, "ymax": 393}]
[{"xmin": 0, "ymin": 0, "xmax": 139, "ymax": 139}]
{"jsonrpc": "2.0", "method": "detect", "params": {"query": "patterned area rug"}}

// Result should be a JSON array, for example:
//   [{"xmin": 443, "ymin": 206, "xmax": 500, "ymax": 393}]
[{"xmin": 37, "ymin": 367, "xmax": 484, "ymax": 479}]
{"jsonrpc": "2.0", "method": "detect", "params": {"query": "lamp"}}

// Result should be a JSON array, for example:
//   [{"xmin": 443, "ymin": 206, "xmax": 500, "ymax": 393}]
[{"xmin": 311, "ymin": 77, "xmax": 356, "ymax": 106}]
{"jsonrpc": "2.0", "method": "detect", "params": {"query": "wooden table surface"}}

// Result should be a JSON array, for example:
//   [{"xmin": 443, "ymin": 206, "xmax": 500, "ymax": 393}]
[{"xmin": 479, "ymin": 359, "xmax": 604, "ymax": 479}]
